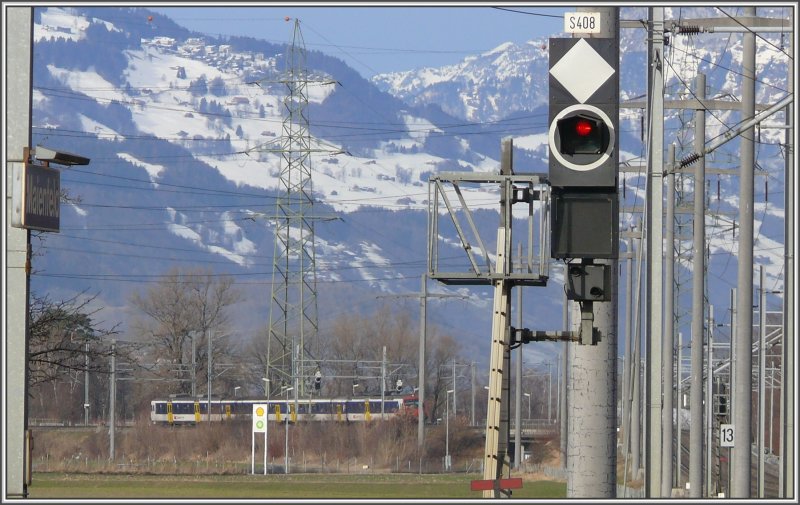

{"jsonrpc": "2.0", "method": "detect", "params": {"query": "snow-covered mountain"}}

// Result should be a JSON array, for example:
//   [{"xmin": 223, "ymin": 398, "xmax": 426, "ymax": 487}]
[
  {"xmin": 372, "ymin": 39, "xmax": 552, "ymax": 124},
  {"xmin": 27, "ymin": 6, "xmax": 792, "ymax": 369}
]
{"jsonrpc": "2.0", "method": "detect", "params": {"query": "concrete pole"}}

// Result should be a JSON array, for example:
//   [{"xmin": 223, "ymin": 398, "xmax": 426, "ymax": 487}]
[
  {"xmin": 564, "ymin": 8, "xmax": 618, "ymax": 498},
  {"xmin": 566, "ymin": 261, "xmax": 618, "ymax": 497},
  {"xmin": 621, "ymin": 243, "xmax": 632, "ymax": 456},
  {"xmin": 732, "ymin": 7, "xmax": 756, "ymax": 498},
  {"xmin": 109, "ymin": 339, "xmax": 116, "ymax": 461},
  {"xmin": 207, "ymin": 329, "xmax": 212, "ymax": 421},
  {"xmin": 191, "ymin": 333, "xmax": 197, "ymax": 397},
  {"xmin": 769, "ymin": 366, "xmax": 774, "ymax": 457},
  {"xmin": 555, "ymin": 359, "xmax": 560, "ymax": 426},
  {"xmin": 284, "ymin": 388, "xmax": 290, "ymax": 473},
  {"xmin": 676, "ymin": 333, "xmax": 683, "ymax": 488},
  {"xmin": 645, "ymin": 7, "xmax": 665, "ymax": 496},
  {"xmin": 452, "ymin": 358, "xmax": 457, "ymax": 417},
  {"xmin": 781, "ymin": 9, "xmax": 794, "ymax": 498},
  {"xmin": 689, "ymin": 72, "xmax": 707, "ymax": 499},
  {"xmin": 758, "ymin": 266, "xmax": 766, "ymax": 497},
  {"xmin": 418, "ymin": 274, "xmax": 427, "ymax": 447},
  {"xmin": 5, "ymin": 6, "xmax": 33, "ymax": 498},
  {"xmin": 446, "ymin": 390, "xmax": 450, "ymax": 470},
  {"xmin": 631, "ymin": 232, "xmax": 642, "ymax": 478},
  {"xmin": 662, "ymin": 144, "xmax": 676, "ymax": 496},
  {"xmin": 706, "ymin": 306, "xmax": 714, "ymax": 496},
  {"xmin": 728, "ymin": 288, "xmax": 736, "ymax": 495},
  {"xmin": 548, "ymin": 363, "xmax": 553, "ymax": 422},
  {"xmin": 381, "ymin": 347, "xmax": 387, "ymax": 419},
  {"xmin": 85, "ymin": 342, "xmax": 90, "ymax": 425},
  {"xmin": 514, "ymin": 268, "xmax": 523, "ymax": 469},
  {"xmin": 471, "ymin": 362, "xmax": 476, "ymax": 427},
  {"xmin": 560, "ymin": 265, "xmax": 569, "ymax": 469}
]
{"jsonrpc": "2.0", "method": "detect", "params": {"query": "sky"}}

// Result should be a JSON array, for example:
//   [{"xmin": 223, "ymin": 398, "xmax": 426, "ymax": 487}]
[{"xmin": 150, "ymin": 5, "xmax": 569, "ymax": 78}]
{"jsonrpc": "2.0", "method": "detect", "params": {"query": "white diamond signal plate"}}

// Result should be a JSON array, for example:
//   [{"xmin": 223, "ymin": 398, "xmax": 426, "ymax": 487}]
[{"xmin": 549, "ymin": 38, "xmax": 615, "ymax": 104}]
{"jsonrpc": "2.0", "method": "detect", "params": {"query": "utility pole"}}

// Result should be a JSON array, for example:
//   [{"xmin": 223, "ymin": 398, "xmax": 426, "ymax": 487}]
[
  {"xmin": 560, "ymin": 7, "xmax": 619, "ymax": 497},
  {"xmin": 689, "ymin": 72, "xmax": 707, "ymax": 499},
  {"xmin": 378, "ymin": 275, "xmax": 466, "ymax": 448},
  {"xmin": 109, "ymin": 340, "xmax": 116, "ymax": 461},
  {"xmin": 676, "ymin": 333, "xmax": 683, "ymax": 489},
  {"xmin": 706, "ymin": 306, "xmax": 715, "ymax": 496},
  {"xmin": 481, "ymin": 139, "xmax": 514, "ymax": 498},
  {"xmin": 632, "ymin": 230, "xmax": 643, "ymax": 480},
  {"xmin": 758, "ymin": 267, "xmax": 766, "ymax": 497},
  {"xmin": 471, "ymin": 362, "xmax": 476, "ymax": 427},
  {"xmin": 191, "ymin": 332, "xmax": 197, "ymax": 397},
  {"xmin": 207, "ymin": 329, "xmax": 212, "ymax": 421},
  {"xmin": 732, "ymin": 7, "xmax": 756, "ymax": 498},
  {"xmin": 662, "ymin": 144, "xmax": 676, "ymax": 496},
  {"xmin": 5, "ymin": 6, "xmax": 32, "ymax": 498},
  {"xmin": 452, "ymin": 358, "xmax": 457, "ymax": 417},
  {"xmin": 728, "ymin": 287, "xmax": 736, "ymax": 497},
  {"xmin": 515, "ymin": 261, "xmax": 523, "ymax": 469},
  {"xmin": 419, "ymin": 275, "xmax": 426, "ymax": 447},
  {"xmin": 382, "ymin": 347, "xmax": 387, "ymax": 420},
  {"xmin": 84, "ymin": 342, "xmax": 90, "ymax": 425},
  {"xmin": 620, "ymin": 232, "xmax": 634, "ymax": 480},
  {"xmin": 560, "ymin": 271, "xmax": 568, "ymax": 469},
  {"xmin": 781, "ymin": 9, "xmax": 794, "ymax": 498},
  {"xmin": 645, "ymin": 6, "xmax": 665, "ymax": 497},
  {"xmin": 428, "ymin": 133, "xmax": 549, "ymax": 498}
]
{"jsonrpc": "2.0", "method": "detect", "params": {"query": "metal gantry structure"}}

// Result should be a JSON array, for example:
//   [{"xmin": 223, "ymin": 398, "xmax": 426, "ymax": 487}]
[{"xmin": 427, "ymin": 139, "xmax": 555, "ymax": 497}]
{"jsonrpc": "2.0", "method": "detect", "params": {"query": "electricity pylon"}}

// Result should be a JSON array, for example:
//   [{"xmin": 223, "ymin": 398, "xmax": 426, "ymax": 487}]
[{"xmin": 263, "ymin": 19, "xmax": 338, "ymax": 398}]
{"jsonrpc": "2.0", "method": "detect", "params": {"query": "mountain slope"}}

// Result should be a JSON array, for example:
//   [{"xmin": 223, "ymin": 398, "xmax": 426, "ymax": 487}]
[{"xmin": 27, "ymin": 6, "xmax": 792, "ymax": 371}]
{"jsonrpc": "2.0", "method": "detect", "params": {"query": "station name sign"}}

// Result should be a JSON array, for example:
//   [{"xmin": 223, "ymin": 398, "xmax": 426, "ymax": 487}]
[{"xmin": 11, "ymin": 162, "xmax": 61, "ymax": 232}]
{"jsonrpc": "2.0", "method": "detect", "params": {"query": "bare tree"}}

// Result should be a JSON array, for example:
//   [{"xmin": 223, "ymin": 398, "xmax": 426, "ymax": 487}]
[
  {"xmin": 426, "ymin": 330, "xmax": 459, "ymax": 422},
  {"xmin": 28, "ymin": 290, "xmax": 120, "ymax": 388},
  {"xmin": 129, "ymin": 267, "xmax": 241, "ymax": 395}
]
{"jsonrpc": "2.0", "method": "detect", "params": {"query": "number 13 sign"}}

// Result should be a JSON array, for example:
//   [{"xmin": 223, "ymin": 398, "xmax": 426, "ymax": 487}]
[{"xmin": 720, "ymin": 424, "xmax": 735, "ymax": 447}]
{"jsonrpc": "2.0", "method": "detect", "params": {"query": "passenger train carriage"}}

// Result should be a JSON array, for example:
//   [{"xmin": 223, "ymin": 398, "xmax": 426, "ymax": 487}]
[{"xmin": 151, "ymin": 394, "xmax": 420, "ymax": 425}]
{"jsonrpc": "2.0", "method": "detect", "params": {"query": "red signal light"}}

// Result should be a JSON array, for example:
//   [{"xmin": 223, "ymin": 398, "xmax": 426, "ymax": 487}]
[{"xmin": 575, "ymin": 119, "xmax": 593, "ymax": 137}]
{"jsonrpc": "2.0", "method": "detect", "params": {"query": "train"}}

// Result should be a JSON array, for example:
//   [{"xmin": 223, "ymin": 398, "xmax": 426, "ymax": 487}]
[{"xmin": 150, "ymin": 393, "xmax": 421, "ymax": 425}]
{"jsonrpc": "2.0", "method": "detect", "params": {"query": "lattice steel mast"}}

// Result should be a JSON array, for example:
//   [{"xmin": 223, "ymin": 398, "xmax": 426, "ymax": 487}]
[{"xmin": 266, "ymin": 20, "xmax": 335, "ymax": 398}]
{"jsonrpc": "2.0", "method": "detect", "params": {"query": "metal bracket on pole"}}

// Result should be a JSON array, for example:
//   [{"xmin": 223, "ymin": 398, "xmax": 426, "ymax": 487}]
[
  {"xmin": 510, "ymin": 327, "xmax": 580, "ymax": 344},
  {"xmin": 580, "ymin": 302, "xmax": 595, "ymax": 346}
]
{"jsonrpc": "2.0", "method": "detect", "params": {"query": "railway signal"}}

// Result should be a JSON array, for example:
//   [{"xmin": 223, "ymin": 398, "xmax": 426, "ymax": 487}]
[
  {"xmin": 548, "ymin": 37, "xmax": 618, "ymax": 188},
  {"xmin": 548, "ymin": 37, "xmax": 619, "ymax": 260}
]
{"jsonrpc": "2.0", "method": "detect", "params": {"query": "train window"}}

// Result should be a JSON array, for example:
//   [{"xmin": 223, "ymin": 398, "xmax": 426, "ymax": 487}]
[{"xmin": 312, "ymin": 402, "xmax": 330, "ymax": 415}]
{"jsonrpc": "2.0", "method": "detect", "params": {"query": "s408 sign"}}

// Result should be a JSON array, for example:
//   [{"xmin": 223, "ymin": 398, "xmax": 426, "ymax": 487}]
[{"xmin": 564, "ymin": 12, "xmax": 602, "ymax": 34}]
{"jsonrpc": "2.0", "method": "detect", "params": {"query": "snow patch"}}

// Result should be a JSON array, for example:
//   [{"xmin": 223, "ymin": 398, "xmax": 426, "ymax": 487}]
[
  {"xmin": 47, "ymin": 65, "xmax": 126, "ymax": 103},
  {"xmin": 117, "ymin": 152, "xmax": 165, "ymax": 182}
]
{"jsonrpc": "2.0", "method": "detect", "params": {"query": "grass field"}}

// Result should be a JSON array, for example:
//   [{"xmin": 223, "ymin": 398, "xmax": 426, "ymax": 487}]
[{"xmin": 29, "ymin": 472, "xmax": 567, "ymax": 499}]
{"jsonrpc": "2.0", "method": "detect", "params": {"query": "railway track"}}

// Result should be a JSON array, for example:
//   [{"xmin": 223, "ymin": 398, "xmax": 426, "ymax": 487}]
[{"xmin": 675, "ymin": 428, "xmax": 780, "ymax": 497}]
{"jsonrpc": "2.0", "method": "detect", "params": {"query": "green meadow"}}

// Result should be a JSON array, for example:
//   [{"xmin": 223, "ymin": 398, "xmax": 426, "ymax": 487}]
[{"xmin": 29, "ymin": 472, "xmax": 566, "ymax": 500}]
